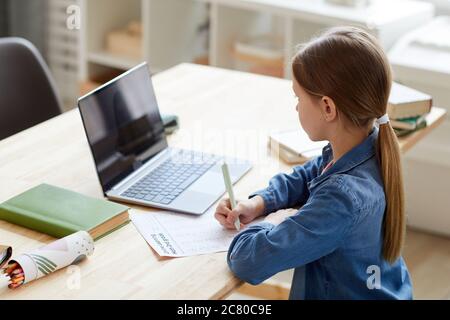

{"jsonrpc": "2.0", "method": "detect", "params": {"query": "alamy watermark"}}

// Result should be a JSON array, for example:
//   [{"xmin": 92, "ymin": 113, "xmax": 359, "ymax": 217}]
[
  {"xmin": 66, "ymin": 4, "xmax": 81, "ymax": 30},
  {"xmin": 366, "ymin": 265, "xmax": 381, "ymax": 290}
]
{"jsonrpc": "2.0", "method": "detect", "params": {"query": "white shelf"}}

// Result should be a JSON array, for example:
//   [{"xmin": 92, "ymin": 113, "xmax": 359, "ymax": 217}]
[
  {"xmin": 88, "ymin": 51, "xmax": 142, "ymax": 70},
  {"xmin": 79, "ymin": 0, "xmax": 436, "ymax": 82},
  {"xmin": 206, "ymin": 0, "xmax": 435, "ymax": 78},
  {"xmin": 205, "ymin": 0, "xmax": 434, "ymax": 26},
  {"xmin": 80, "ymin": 0, "xmax": 208, "ymax": 83}
]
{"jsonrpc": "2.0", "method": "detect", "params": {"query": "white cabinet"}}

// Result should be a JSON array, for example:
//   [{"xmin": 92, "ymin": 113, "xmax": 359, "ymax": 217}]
[
  {"xmin": 207, "ymin": 0, "xmax": 434, "ymax": 77},
  {"xmin": 79, "ymin": 0, "xmax": 208, "ymax": 83},
  {"xmin": 47, "ymin": 0, "xmax": 81, "ymax": 110},
  {"xmin": 79, "ymin": 0, "xmax": 435, "ymax": 84},
  {"xmin": 389, "ymin": 16, "xmax": 450, "ymax": 236}
]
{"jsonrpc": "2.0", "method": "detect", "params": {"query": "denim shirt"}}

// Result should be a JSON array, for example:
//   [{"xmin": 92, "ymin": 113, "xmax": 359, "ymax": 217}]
[{"xmin": 227, "ymin": 128, "xmax": 413, "ymax": 300}]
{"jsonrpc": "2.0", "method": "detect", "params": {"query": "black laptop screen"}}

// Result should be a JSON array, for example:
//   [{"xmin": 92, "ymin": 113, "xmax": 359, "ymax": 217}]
[{"xmin": 78, "ymin": 64, "xmax": 168, "ymax": 193}]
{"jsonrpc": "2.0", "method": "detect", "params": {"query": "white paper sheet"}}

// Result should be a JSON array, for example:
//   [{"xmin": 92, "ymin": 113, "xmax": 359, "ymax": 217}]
[{"xmin": 131, "ymin": 208, "xmax": 259, "ymax": 257}]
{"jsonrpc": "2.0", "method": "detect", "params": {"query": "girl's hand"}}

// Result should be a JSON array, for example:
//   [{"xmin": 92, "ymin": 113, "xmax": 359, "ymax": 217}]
[
  {"xmin": 215, "ymin": 196, "xmax": 265, "ymax": 230},
  {"xmin": 264, "ymin": 208, "xmax": 298, "ymax": 226}
]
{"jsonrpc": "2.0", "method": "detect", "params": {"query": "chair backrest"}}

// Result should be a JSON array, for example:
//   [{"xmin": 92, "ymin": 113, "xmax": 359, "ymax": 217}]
[{"xmin": 0, "ymin": 37, "xmax": 62, "ymax": 140}]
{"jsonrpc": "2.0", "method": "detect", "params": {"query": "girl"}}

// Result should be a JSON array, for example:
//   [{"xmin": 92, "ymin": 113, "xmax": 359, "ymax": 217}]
[{"xmin": 215, "ymin": 26, "xmax": 412, "ymax": 300}]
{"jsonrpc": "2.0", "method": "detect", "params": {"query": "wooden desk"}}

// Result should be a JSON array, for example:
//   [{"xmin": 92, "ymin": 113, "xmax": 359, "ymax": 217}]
[{"xmin": 0, "ymin": 63, "xmax": 446, "ymax": 299}]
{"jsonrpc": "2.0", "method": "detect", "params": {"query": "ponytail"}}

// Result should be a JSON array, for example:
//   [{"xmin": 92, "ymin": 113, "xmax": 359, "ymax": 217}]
[{"xmin": 377, "ymin": 121, "xmax": 405, "ymax": 264}]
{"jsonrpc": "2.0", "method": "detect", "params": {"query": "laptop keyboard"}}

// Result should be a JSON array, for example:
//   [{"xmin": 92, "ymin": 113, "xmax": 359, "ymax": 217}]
[{"xmin": 121, "ymin": 151, "xmax": 219, "ymax": 205}]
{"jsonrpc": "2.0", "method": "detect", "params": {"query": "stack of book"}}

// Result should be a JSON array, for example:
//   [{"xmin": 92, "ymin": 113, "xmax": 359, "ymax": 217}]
[
  {"xmin": 269, "ymin": 82, "xmax": 433, "ymax": 164},
  {"xmin": 388, "ymin": 82, "xmax": 432, "ymax": 137}
]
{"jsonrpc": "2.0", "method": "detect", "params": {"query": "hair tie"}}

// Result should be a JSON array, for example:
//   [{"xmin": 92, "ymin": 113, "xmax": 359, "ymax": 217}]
[{"xmin": 376, "ymin": 114, "xmax": 390, "ymax": 125}]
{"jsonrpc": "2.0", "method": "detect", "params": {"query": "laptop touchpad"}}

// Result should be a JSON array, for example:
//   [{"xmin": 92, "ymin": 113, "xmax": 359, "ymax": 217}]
[{"xmin": 189, "ymin": 171, "xmax": 225, "ymax": 195}]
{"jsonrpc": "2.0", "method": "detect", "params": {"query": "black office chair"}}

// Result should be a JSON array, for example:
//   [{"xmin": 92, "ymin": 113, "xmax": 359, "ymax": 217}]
[{"xmin": 0, "ymin": 37, "xmax": 62, "ymax": 140}]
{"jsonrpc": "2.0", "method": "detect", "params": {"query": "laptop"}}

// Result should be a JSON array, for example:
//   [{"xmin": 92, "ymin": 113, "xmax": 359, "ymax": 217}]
[{"xmin": 78, "ymin": 62, "xmax": 252, "ymax": 215}]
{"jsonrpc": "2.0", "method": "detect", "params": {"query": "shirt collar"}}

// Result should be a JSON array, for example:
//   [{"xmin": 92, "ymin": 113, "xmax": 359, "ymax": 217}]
[{"xmin": 308, "ymin": 127, "xmax": 378, "ymax": 190}]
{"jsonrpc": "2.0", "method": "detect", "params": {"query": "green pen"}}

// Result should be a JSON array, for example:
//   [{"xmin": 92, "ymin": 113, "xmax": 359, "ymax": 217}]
[{"xmin": 221, "ymin": 162, "xmax": 240, "ymax": 231}]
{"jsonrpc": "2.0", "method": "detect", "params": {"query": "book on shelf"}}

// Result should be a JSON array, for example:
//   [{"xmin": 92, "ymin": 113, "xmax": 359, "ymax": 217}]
[{"xmin": 388, "ymin": 82, "xmax": 432, "ymax": 119}]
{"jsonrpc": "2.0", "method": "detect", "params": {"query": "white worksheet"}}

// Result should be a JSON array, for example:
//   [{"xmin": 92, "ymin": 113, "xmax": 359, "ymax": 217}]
[{"xmin": 130, "ymin": 208, "xmax": 261, "ymax": 257}]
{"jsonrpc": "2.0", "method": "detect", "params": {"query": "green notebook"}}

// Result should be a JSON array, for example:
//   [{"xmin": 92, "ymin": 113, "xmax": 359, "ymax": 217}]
[
  {"xmin": 391, "ymin": 114, "xmax": 427, "ymax": 130},
  {"xmin": 394, "ymin": 119, "xmax": 427, "ymax": 137},
  {"xmin": 0, "ymin": 184, "xmax": 130, "ymax": 240}
]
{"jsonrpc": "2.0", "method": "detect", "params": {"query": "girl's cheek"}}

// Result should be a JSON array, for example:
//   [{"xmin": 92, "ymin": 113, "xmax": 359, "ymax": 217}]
[
  {"xmin": 298, "ymin": 107, "xmax": 307, "ymax": 128},
  {"xmin": 299, "ymin": 107, "xmax": 316, "ymax": 138}
]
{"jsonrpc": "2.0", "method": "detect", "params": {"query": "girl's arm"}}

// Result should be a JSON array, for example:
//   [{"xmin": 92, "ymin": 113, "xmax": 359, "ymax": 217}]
[
  {"xmin": 228, "ymin": 175, "xmax": 358, "ymax": 285},
  {"xmin": 250, "ymin": 156, "xmax": 323, "ymax": 215}
]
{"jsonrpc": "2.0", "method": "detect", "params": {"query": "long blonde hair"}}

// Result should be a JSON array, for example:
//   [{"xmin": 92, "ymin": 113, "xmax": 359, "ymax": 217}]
[{"xmin": 292, "ymin": 27, "xmax": 404, "ymax": 264}]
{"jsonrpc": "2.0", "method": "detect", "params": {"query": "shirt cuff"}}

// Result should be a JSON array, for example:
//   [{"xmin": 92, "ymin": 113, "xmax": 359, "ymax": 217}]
[{"xmin": 249, "ymin": 188, "xmax": 277, "ymax": 215}]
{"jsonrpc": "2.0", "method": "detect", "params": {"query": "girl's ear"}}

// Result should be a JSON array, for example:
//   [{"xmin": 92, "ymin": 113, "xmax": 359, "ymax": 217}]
[{"xmin": 320, "ymin": 96, "xmax": 338, "ymax": 122}]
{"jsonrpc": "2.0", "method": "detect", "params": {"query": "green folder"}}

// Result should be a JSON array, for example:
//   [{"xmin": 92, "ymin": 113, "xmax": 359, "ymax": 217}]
[{"xmin": 0, "ymin": 184, "xmax": 129, "ymax": 240}]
